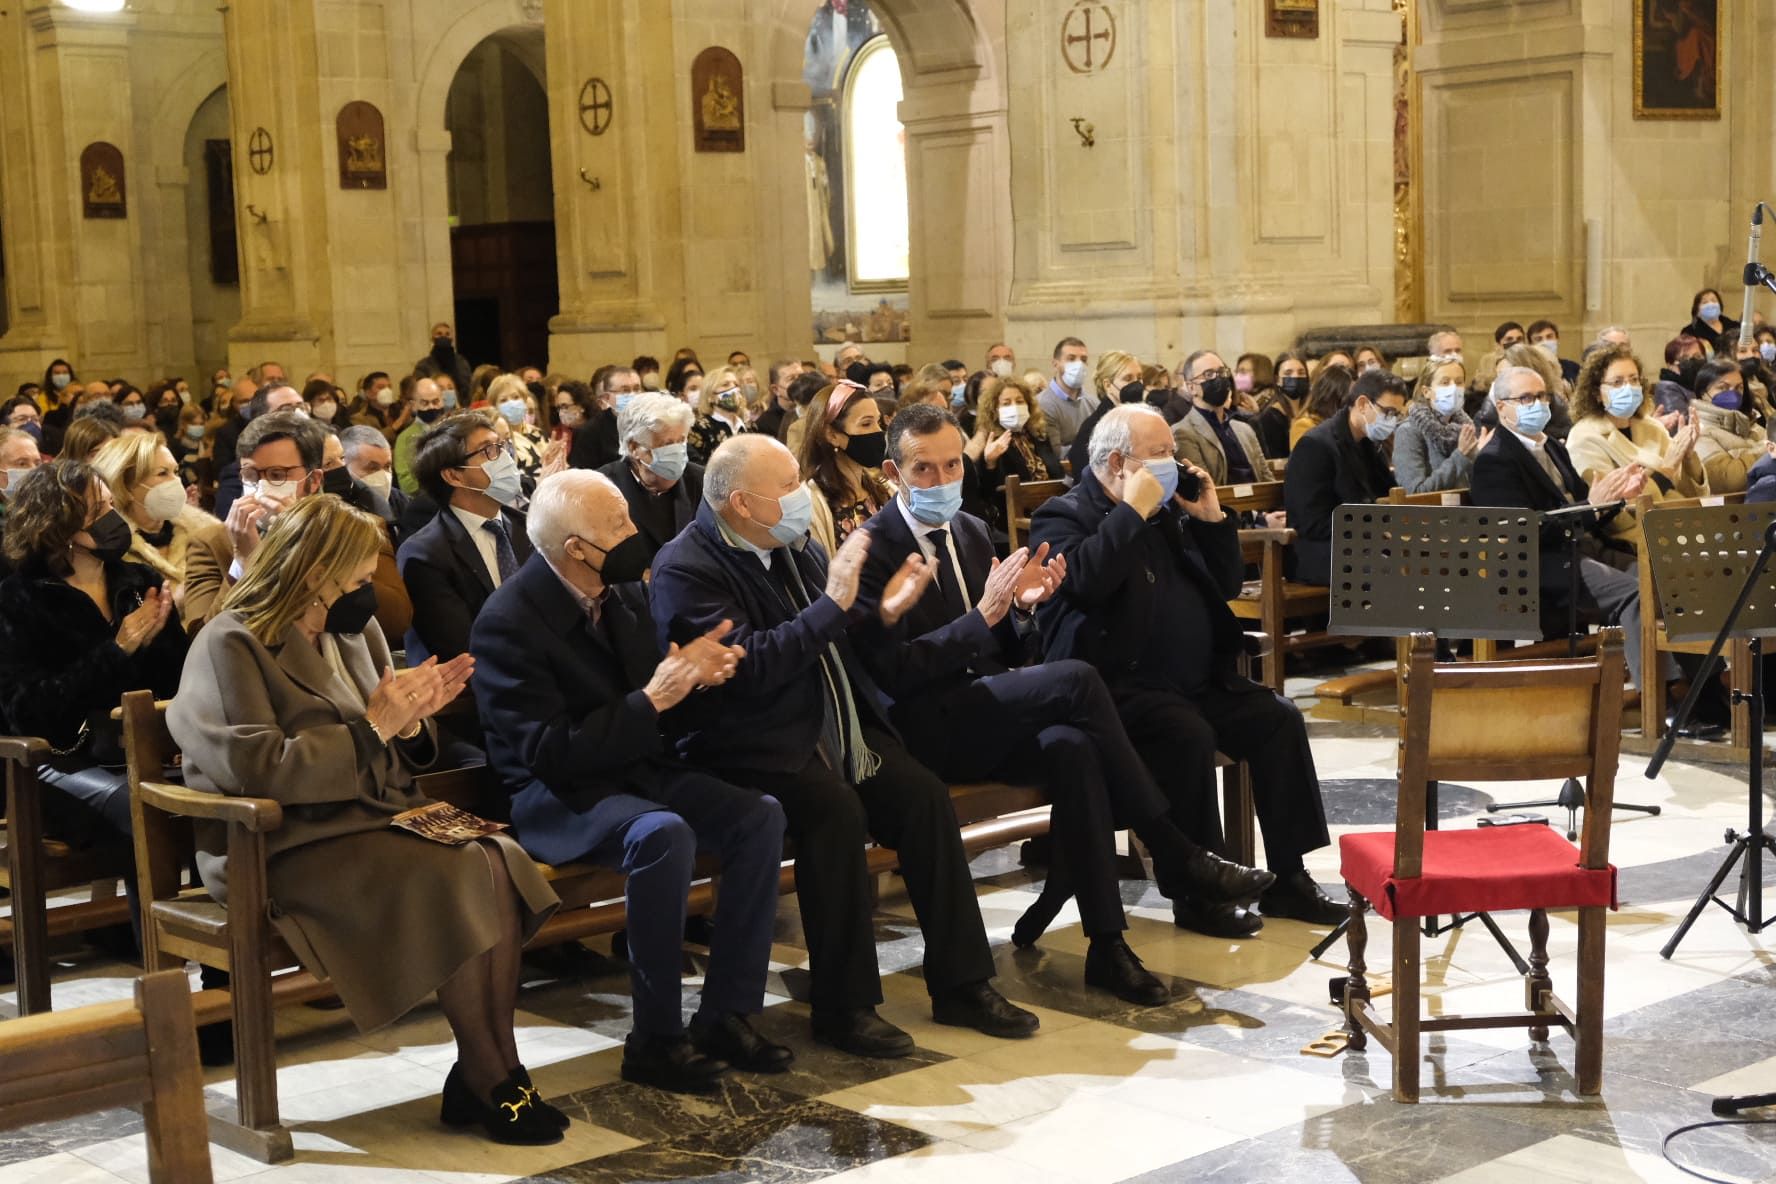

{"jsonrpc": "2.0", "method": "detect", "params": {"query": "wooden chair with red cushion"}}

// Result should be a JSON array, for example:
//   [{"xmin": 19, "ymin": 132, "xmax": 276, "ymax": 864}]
[{"xmin": 1339, "ymin": 628, "xmax": 1625, "ymax": 1102}]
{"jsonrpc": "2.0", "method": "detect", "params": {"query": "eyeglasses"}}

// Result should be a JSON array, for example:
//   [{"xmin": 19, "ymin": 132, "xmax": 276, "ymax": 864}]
[
  {"xmin": 1191, "ymin": 368, "xmax": 1231, "ymax": 383},
  {"xmin": 455, "ymin": 441, "xmax": 504, "ymax": 467},
  {"xmin": 1600, "ymin": 375, "xmax": 1641, "ymax": 390},
  {"xmin": 1494, "ymin": 393, "xmax": 1551, "ymax": 407},
  {"xmin": 241, "ymin": 464, "xmax": 310, "ymax": 484}
]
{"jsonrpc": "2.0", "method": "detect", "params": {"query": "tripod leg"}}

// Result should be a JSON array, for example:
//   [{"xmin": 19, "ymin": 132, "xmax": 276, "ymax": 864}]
[
  {"xmin": 1662, "ymin": 839, "xmax": 1751, "ymax": 959},
  {"xmin": 1310, "ymin": 916, "xmax": 1350, "ymax": 961},
  {"xmin": 1477, "ymin": 912, "xmax": 1529, "ymax": 975}
]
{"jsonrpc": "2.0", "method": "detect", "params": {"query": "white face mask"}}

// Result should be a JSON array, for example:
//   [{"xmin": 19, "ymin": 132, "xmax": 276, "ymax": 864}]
[
  {"xmin": 375, "ymin": 388, "xmax": 398, "ymax": 407},
  {"xmin": 989, "ymin": 358, "xmax": 1014, "ymax": 379},
  {"xmin": 356, "ymin": 469, "xmax": 393, "ymax": 498},
  {"xmin": 1061, "ymin": 359, "xmax": 1087, "ymax": 390},
  {"xmin": 2, "ymin": 468, "xmax": 32, "ymax": 498},
  {"xmin": 998, "ymin": 403, "xmax": 1030, "ymax": 431},
  {"xmin": 141, "ymin": 479, "xmax": 187, "ymax": 525},
  {"xmin": 245, "ymin": 478, "xmax": 299, "ymax": 508}
]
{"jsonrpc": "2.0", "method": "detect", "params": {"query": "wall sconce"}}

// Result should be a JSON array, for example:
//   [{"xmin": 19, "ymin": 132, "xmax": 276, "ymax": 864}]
[
  {"xmin": 1070, "ymin": 118, "xmax": 1095, "ymax": 148},
  {"xmin": 578, "ymin": 168, "xmax": 601, "ymax": 192}
]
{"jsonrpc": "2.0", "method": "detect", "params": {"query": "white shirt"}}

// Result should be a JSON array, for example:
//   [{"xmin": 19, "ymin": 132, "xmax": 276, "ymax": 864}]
[
  {"xmin": 1508, "ymin": 425, "xmax": 1546, "ymax": 452},
  {"xmin": 896, "ymin": 496, "xmax": 973, "ymax": 612},
  {"xmin": 452, "ymin": 503, "xmax": 506, "ymax": 587}
]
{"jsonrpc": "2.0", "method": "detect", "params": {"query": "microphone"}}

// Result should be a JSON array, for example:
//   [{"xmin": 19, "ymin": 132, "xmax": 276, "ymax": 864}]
[{"xmin": 1740, "ymin": 203, "xmax": 1764, "ymax": 351}]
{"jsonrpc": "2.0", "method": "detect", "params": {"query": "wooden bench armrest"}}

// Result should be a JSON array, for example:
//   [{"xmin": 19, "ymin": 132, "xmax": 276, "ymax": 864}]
[
  {"xmin": 0, "ymin": 736, "xmax": 49, "ymax": 765},
  {"xmin": 1237, "ymin": 527, "xmax": 1295, "ymax": 545},
  {"xmin": 108, "ymin": 700, "xmax": 174, "ymax": 722},
  {"xmin": 138, "ymin": 780, "xmax": 284, "ymax": 833}
]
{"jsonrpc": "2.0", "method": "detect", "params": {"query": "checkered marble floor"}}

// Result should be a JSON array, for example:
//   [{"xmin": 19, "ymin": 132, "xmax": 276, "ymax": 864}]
[{"xmin": 8, "ymin": 672, "xmax": 1776, "ymax": 1183}]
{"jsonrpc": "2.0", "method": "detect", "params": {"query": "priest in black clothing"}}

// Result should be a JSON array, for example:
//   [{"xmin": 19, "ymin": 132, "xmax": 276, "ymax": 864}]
[
  {"xmin": 853, "ymin": 404, "xmax": 1276, "ymax": 999},
  {"xmin": 1029, "ymin": 404, "xmax": 1342, "ymax": 935}
]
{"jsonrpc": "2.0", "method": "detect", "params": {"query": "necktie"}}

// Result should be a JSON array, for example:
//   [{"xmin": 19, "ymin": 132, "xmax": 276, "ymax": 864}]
[
  {"xmin": 926, "ymin": 529, "xmax": 964, "ymax": 619},
  {"xmin": 483, "ymin": 517, "xmax": 518, "ymax": 584}
]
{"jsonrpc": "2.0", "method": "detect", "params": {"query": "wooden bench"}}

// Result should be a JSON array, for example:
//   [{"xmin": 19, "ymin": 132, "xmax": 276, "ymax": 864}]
[
  {"xmin": 1003, "ymin": 474, "xmax": 1068, "ymax": 551},
  {"xmin": 0, "ymin": 969, "xmax": 213, "ymax": 1182},
  {"xmin": 119, "ymin": 691, "xmax": 1061, "ymax": 1162},
  {"xmin": 0, "ymin": 737, "xmax": 136, "ymax": 1015},
  {"xmin": 1219, "ymin": 480, "xmax": 1339, "ymax": 693}
]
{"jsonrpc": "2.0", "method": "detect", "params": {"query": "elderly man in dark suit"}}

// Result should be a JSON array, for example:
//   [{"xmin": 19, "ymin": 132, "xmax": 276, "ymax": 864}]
[
  {"xmin": 1030, "ymin": 404, "xmax": 1342, "ymax": 935},
  {"xmin": 852, "ymin": 404, "xmax": 1274, "ymax": 1000},
  {"xmin": 598, "ymin": 391, "xmax": 704, "ymax": 568},
  {"xmin": 397, "ymin": 411, "xmax": 533, "ymax": 663},
  {"xmin": 471, "ymin": 469, "xmax": 791, "ymax": 1093},
  {"xmin": 649, "ymin": 433, "xmax": 1038, "ymax": 1058}
]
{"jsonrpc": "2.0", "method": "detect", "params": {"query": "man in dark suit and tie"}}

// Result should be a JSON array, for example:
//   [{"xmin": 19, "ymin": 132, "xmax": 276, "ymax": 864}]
[
  {"xmin": 597, "ymin": 392, "xmax": 704, "ymax": 568},
  {"xmin": 649, "ymin": 433, "xmax": 1038, "ymax": 1057},
  {"xmin": 397, "ymin": 411, "xmax": 534, "ymax": 663},
  {"xmin": 1030, "ymin": 405, "xmax": 1343, "ymax": 935},
  {"xmin": 852, "ymin": 404, "xmax": 1275, "ymax": 1001},
  {"xmin": 471, "ymin": 469, "xmax": 791, "ymax": 1093}
]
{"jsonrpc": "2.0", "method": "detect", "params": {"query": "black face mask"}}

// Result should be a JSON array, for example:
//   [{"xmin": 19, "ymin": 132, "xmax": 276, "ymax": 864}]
[
  {"xmin": 1278, "ymin": 376, "xmax": 1309, "ymax": 400},
  {"xmin": 1677, "ymin": 356, "xmax": 1706, "ymax": 386},
  {"xmin": 322, "ymin": 466, "xmax": 355, "ymax": 498},
  {"xmin": 1198, "ymin": 375, "xmax": 1234, "ymax": 408},
  {"xmin": 325, "ymin": 583, "xmax": 378, "ymax": 635},
  {"xmin": 582, "ymin": 532, "xmax": 650, "ymax": 586},
  {"xmin": 415, "ymin": 407, "xmax": 444, "ymax": 424},
  {"xmin": 431, "ymin": 337, "xmax": 455, "ymax": 356},
  {"xmin": 843, "ymin": 430, "xmax": 887, "ymax": 468},
  {"xmin": 82, "ymin": 510, "xmax": 134, "ymax": 563},
  {"xmin": 1118, "ymin": 380, "xmax": 1146, "ymax": 405}
]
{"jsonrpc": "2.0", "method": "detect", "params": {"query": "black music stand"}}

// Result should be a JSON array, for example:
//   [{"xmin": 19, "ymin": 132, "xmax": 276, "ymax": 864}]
[
  {"xmin": 1310, "ymin": 504, "xmax": 1544, "ymax": 965},
  {"xmin": 1640, "ymin": 504, "xmax": 1776, "ymax": 961}
]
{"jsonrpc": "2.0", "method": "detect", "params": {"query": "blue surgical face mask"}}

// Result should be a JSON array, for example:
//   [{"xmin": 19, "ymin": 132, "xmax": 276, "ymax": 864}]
[
  {"xmin": 905, "ymin": 477, "xmax": 964, "ymax": 526},
  {"xmin": 950, "ymin": 383, "xmax": 967, "ymax": 407},
  {"xmin": 1760, "ymin": 342, "xmax": 1776, "ymax": 363},
  {"xmin": 1536, "ymin": 338, "xmax": 1560, "ymax": 358},
  {"xmin": 644, "ymin": 441, "xmax": 689, "ymax": 482},
  {"xmin": 1062, "ymin": 359, "xmax": 1087, "ymax": 390},
  {"xmin": 1605, "ymin": 385, "xmax": 1644, "ymax": 418},
  {"xmin": 498, "ymin": 398, "xmax": 527, "ymax": 426},
  {"xmin": 1431, "ymin": 384, "xmax": 1462, "ymax": 417},
  {"xmin": 1700, "ymin": 301, "xmax": 1723, "ymax": 322},
  {"xmin": 1513, "ymin": 399, "xmax": 1551, "ymax": 435},
  {"xmin": 440, "ymin": 388, "xmax": 459, "ymax": 410},
  {"xmin": 615, "ymin": 393, "xmax": 637, "ymax": 415},
  {"xmin": 766, "ymin": 484, "xmax": 814, "ymax": 546},
  {"xmin": 477, "ymin": 451, "xmax": 523, "ymax": 507},
  {"xmin": 1365, "ymin": 407, "xmax": 1400, "ymax": 442},
  {"xmin": 1143, "ymin": 457, "xmax": 1180, "ymax": 503}
]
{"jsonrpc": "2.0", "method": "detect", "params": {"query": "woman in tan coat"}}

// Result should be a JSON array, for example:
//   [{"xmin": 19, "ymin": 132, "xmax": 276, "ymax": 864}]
[
  {"xmin": 1565, "ymin": 344, "xmax": 1707, "ymax": 548},
  {"xmin": 168, "ymin": 495, "xmax": 564, "ymax": 1145},
  {"xmin": 90, "ymin": 433, "xmax": 230, "ymax": 631}
]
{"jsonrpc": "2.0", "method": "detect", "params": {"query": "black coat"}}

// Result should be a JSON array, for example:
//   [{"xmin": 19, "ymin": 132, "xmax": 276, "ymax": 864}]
[
  {"xmin": 647, "ymin": 503, "xmax": 894, "ymax": 774},
  {"xmin": 1027, "ymin": 469, "xmax": 1248, "ymax": 688},
  {"xmin": 471, "ymin": 555, "xmax": 684, "ymax": 867},
  {"xmin": 1282, "ymin": 408, "xmax": 1395, "ymax": 585},
  {"xmin": 1681, "ymin": 314, "xmax": 1740, "ymax": 354},
  {"xmin": 568, "ymin": 411, "xmax": 620, "ymax": 471},
  {"xmin": 395, "ymin": 503, "xmax": 532, "ymax": 662},
  {"xmin": 1468, "ymin": 427, "xmax": 1602, "ymax": 620},
  {"xmin": 0, "ymin": 559, "xmax": 186, "ymax": 769},
  {"xmin": 596, "ymin": 457, "xmax": 704, "ymax": 565}
]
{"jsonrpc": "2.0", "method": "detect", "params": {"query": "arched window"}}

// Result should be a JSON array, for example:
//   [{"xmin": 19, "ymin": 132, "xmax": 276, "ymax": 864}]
[{"xmin": 841, "ymin": 36, "xmax": 908, "ymax": 292}]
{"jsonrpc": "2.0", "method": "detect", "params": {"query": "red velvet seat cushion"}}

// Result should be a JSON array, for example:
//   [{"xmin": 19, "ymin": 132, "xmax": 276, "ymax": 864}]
[{"xmin": 1339, "ymin": 826, "xmax": 1617, "ymax": 922}]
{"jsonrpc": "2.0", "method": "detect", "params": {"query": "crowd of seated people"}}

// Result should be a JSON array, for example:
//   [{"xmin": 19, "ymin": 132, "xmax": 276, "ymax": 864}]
[{"xmin": 3, "ymin": 304, "xmax": 1772, "ymax": 1143}]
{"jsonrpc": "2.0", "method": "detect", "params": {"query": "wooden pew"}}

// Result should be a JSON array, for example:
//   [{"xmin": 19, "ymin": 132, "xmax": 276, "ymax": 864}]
[
  {"xmin": 0, "ymin": 969, "xmax": 213, "ymax": 1183},
  {"xmin": 1003, "ymin": 474, "xmax": 1068, "ymax": 551},
  {"xmin": 0, "ymin": 737, "xmax": 136, "ymax": 1015},
  {"xmin": 1218, "ymin": 480, "xmax": 1338, "ymax": 693}
]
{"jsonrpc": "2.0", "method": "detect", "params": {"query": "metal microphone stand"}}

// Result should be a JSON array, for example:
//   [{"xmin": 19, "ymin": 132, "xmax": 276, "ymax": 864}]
[{"xmin": 1487, "ymin": 502, "xmax": 1660, "ymax": 838}]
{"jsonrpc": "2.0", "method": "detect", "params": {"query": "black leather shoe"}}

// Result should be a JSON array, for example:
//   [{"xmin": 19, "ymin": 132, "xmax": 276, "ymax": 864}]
[
  {"xmin": 1259, "ymin": 871, "xmax": 1346, "ymax": 925},
  {"xmin": 440, "ymin": 1063, "xmax": 563, "ymax": 1145},
  {"xmin": 1173, "ymin": 899, "xmax": 1263, "ymax": 937},
  {"xmin": 1084, "ymin": 937, "xmax": 1169, "ymax": 1006},
  {"xmin": 509, "ymin": 1065, "xmax": 569, "ymax": 1130},
  {"xmin": 932, "ymin": 981, "xmax": 1039, "ymax": 1039},
  {"xmin": 1173, "ymin": 848, "xmax": 1277, "ymax": 904},
  {"xmin": 810, "ymin": 1008, "xmax": 916, "ymax": 1059},
  {"xmin": 620, "ymin": 1032, "xmax": 729, "ymax": 1094},
  {"xmin": 689, "ymin": 1012, "xmax": 795, "ymax": 1074},
  {"xmin": 1667, "ymin": 711, "xmax": 1728, "ymax": 740}
]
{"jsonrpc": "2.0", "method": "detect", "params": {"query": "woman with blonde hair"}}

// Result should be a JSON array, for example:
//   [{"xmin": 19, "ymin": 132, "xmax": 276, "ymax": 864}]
[
  {"xmin": 1565, "ymin": 345, "xmax": 1706, "ymax": 546},
  {"xmin": 168, "ymin": 495, "xmax": 564, "ymax": 1143},
  {"xmin": 486, "ymin": 373, "xmax": 546, "ymax": 477},
  {"xmin": 797, "ymin": 380, "xmax": 891, "ymax": 555},
  {"xmin": 90, "ymin": 433, "xmax": 230, "ymax": 630},
  {"xmin": 1390, "ymin": 355, "xmax": 1486, "ymax": 494},
  {"xmin": 687, "ymin": 365, "xmax": 751, "ymax": 465}
]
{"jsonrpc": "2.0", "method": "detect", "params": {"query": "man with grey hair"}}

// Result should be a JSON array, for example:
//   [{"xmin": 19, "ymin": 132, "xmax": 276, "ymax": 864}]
[
  {"xmin": 1031, "ymin": 404, "xmax": 1341, "ymax": 935},
  {"xmin": 1469, "ymin": 365, "xmax": 1723, "ymax": 727},
  {"xmin": 472, "ymin": 469, "xmax": 793, "ymax": 1093},
  {"xmin": 650, "ymin": 433, "xmax": 1040, "ymax": 1056},
  {"xmin": 1425, "ymin": 326, "xmax": 1464, "ymax": 361},
  {"xmin": 599, "ymin": 391, "xmax": 701, "ymax": 567},
  {"xmin": 1594, "ymin": 324, "xmax": 1632, "ymax": 351}
]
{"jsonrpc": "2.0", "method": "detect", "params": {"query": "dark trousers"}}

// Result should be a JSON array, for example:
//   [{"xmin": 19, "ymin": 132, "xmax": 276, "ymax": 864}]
[
  {"xmin": 896, "ymin": 659, "xmax": 1168, "ymax": 938},
  {"xmin": 1110, "ymin": 680, "xmax": 1330, "ymax": 875},
  {"xmin": 582, "ymin": 775, "xmax": 786, "ymax": 1038},
  {"xmin": 718, "ymin": 725, "xmax": 994, "ymax": 1012}
]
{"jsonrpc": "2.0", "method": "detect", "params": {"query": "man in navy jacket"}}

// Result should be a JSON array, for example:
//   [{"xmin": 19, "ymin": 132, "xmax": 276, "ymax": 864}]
[
  {"xmin": 471, "ymin": 470, "xmax": 791, "ymax": 1094},
  {"xmin": 852, "ymin": 405, "xmax": 1275, "ymax": 1002},
  {"xmin": 649, "ymin": 434, "xmax": 1038, "ymax": 1058},
  {"xmin": 1030, "ymin": 405, "xmax": 1341, "ymax": 935}
]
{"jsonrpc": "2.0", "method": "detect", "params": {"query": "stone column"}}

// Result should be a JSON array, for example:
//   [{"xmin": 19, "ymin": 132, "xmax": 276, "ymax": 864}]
[{"xmin": 543, "ymin": 0, "xmax": 680, "ymax": 376}]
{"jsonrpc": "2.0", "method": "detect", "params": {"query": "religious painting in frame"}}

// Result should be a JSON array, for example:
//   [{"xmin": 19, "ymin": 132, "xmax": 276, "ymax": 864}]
[
  {"xmin": 692, "ymin": 47, "xmax": 745, "ymax": 153},
  {"xmin": 1634, "ymin": 0, "xmax": 1719, "ymax": 120},
  {"xmin": 1266, "ymin": 0, "xmax": 1319, "ymax": 39},
  {"xmin": 80, "ymin": 142, "xmax": 126, "ymax": 219},
  {"xmin": 337, "ymin": 101, "xmax": 388, "ymax": 188}
]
